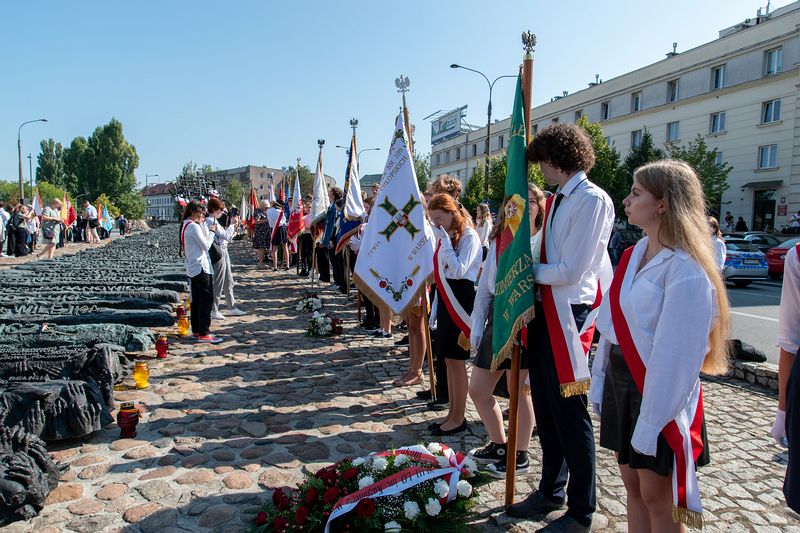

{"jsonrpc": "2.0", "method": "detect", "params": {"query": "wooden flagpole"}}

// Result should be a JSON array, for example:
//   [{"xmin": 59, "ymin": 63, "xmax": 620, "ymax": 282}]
[{"xmin": 505, "ymin": 31, "xmax": 536, "ymax": 508}]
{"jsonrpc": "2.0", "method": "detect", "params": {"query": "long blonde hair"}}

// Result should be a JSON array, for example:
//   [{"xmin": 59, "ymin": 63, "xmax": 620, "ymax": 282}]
[{"xmin": 634, "ymin": 160, "xmax": 730, "ymax": 375}]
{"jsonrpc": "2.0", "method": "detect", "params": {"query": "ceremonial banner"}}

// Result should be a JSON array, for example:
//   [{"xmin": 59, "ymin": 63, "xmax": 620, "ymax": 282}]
[
  {"xmin": 353, "ymin": 113, "xmax": 434, "ymax": 315},
  {"xmin": 335, "ymin": 134, "xmax": 365, "ymax": 254},
  {"xmin": 287, "ymin": 169, "xmax": 305, "ymax": 241},
  {"xmin": 60, "ymin": 193, "xmax": 68, "ymax": 221},
  {"xmin": 101, "ymin": 206, "xmax": 113, "ymax": 233},
  {"xmin": 491, "ymin": 74, "xmax": 535, "ymax": 370},
  {"xmin": 310, "ymin": 148, "xmax": 330, "ymax": 224},
  {"xmin": 248, "ymin": 185, "xmax": 257, "ymax": 232},
  {"xmin": 32, "ymin": 189, "xmax": 42, "ymax": 216}
]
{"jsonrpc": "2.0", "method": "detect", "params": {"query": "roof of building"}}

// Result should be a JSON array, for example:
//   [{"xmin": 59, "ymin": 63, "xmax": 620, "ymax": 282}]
[
  {"xmin": 142, "ymin": 183, "xmax": 173, "ymax": 196},
  {"xmin": 360, "ymin": 174, "xmax": 382, "ymax": 187}
]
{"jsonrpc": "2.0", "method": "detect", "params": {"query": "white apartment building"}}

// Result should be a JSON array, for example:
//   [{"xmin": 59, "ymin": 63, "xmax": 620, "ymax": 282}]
[
  {"xmin": 431, "ymin": 2, "xmax": 800, "ymax": 231},
  {"xmin": 142, "ymin": 183, "xmax": 176, "ymax": 220}
]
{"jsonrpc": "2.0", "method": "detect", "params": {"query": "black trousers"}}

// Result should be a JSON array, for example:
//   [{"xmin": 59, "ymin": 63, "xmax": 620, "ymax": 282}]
[
  {"xmin": 329, "ymin": 247, "xmax": 343, "ymax": 288},
  {"xmin": 362, "ymin": 293, "xmax": 378, "ymax": 327},
  {"xmin": 190, "ymin": 272, "xmax": 214, "ymax": 336},
  {"xmin": 299, "ymin": 234, "xmax": 313, "ymax": 273},
  {"xmin": 785, "ymin": 346, "xmax": 800, "ymax": 513},
  {"xmin": 316, "ymin": 244, "xmax": 331, "ymax": 282},
  {"xmin": 14, "ymin": 228, "xmax": 29, "ymax": 257},
  {"xmin": 528, "ymin": 302, "xmax": 595, "ymax": 525}
]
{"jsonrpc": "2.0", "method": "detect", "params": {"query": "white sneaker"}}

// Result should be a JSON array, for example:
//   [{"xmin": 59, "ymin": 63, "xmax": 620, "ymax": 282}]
[
  {"xmin": 211, "ymin": 311, "xmax": 225, "ymax": 320},
  {"xmin": 227, "ymin": 307, "xmax": 246, "ymax": 316}
]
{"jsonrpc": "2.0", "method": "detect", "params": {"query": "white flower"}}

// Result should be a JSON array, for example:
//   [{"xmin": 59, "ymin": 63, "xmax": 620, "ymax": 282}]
[
  {"xmin": 296, "ymin": 302, "xmax": 304, "ymax": 311},
  {"xmin": 384, "ymin": 521, "xmax": 402, "ymax": 532},
  {"xmin": 437, "ymin": 455, "xmax": 450, "ymax": 468},
  {"xmin": 311, "ymin": 311, "xmax": 320, "ymax": 319},
  {"xmin": 457, "ymin": 479, "xmax": 473, "ymax": 498},
  {"xmin": 352, "ymin": 457, "xmax": 366, "ymax": 467},
  {"xmin": 372, "ymin": 457, "xmax": 388, "ymax": 471},
  {"xmin": 424, "ymin": 498, "xmax": 441, "ymax": 516},
  {"xmin": 462, "ymin": 457, "xmax": 477, "ymax": 476},
  {"xmin": 393, "ymin": 454, "xmax": 408, "ymax": 467},
  {"xmin": 358, "ymin": 475, "xmax": 375, "ymax": 489},
  {"xmin": 427, "ymin": 442, "xmax": 443, "ymax": 454},
  {"xmin": 403, "ymin": 501, "xmax": 420, "ymax": 520},
  {"xmin": 433, "ymin": 479, "xmax": 449, "ymax": 499}
]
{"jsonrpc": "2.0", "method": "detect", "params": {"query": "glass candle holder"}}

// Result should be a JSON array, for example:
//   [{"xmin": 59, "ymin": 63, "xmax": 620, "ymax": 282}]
[
  {"xmin": 117, "ymin": 401, "xmax": 140, "ymax": 438},
  {"xmin": 176, "ymin": 304, "xmax": 187, "ymax": 319},
  {"xmin": 177, "ymin": 316, "xmax": 190, "ymax": 337},
  {"xmin": 133, "ymin": 361, "xmax": 150, "ymax": 389},
  {"xmin": 155, "ymin": 335, "xmax": 169, "ymax": 358}
]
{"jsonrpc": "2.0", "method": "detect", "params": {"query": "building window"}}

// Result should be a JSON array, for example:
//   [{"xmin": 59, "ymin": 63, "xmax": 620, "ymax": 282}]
[
  {"xmin": 758, "ymin": 144, "xmax": 778, "ymax": 169},
  {"xmin": 631, "ymin": 129, "xmax": 642, "ymax": 149},
  {"xmin": 715, "ymin": 152, "xmax": 724, "ymax": 167},
  {"xmin": 667, "ymin": 79, "xmax": 680, "ymax": 102},
  {"xmin": 666, "ymin": 121, "xmax": 680, "ymax": 142},
  {"xmin": 532, "ymin": 123, "xmax": 538, "ymax": 136},
  {"xmin": 601, "ymin": 102, "xmax": 609, "ymax": 120},
  {"xmin": 574, "ymin": 110, "xmax": 583, "ymax": 122},
  {"xmin": 765, "ymin": 47, "xmax": 783, "ymax": 76},
  {"xmin": 709, "ymin": 112, "xmax": 726, "ymax": 133},
  {"xmin": 762, "ymin": 99, "xmax": 781, "ymax": 123},
  {"xmin": 631, "ymin": 91, "xmax": 642, "ymax": 112},
  {"xmin": 498, "ymin": 135, "xmax": 504, "ymax": 149},
  {"xmin": 471, "ymin": 144, "xmax": 477, "ymax": 157},
  {"xmin": 711, "ymin": 65, "xmax": 726, "ymax": 90},
  {"xmin": 455, "ymin": 147, "xmax": 461, "ymax": 160},
  {"xmin": 435, "ymin": 153, "xmax": 441, "ymax": 166},
  {"xmin": 551, "ymin": 117, "xmax": 559, "ymax": 123}
]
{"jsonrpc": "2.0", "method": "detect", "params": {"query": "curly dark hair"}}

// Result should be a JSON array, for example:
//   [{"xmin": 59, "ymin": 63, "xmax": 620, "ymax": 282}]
[{"xmin": 527, "ymin": 123, "xmax": 595, "ymax": 174}]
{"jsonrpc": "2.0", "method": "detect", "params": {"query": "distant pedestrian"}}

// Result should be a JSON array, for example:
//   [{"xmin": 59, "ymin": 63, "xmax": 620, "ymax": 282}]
[
  {"xmin": 251, "ymin": 199, "xmax": 271, "ymax": 269},
  {"xmin": 709, "ymin": 216, "xmax": 727, "ymax": 270},
  {"xmin": 0, "ymin": 202, "xmax": 8, "ymax": 257},
  {"xmin": 735, "ymin": 216, "xmax": 748, "ymax": 232},
  {"xmin": 38, "ymin": 198, "xmax": 63, "ymax": 260},
  {"xmin": 205, "ymin": 198, "xmax": 245, "ymax": 320},
  {"xmin": 724, "ymin": 211, "xmax": 734, "ymax": 232},
  {"xmin": 83, "ymin": 200, "xmax": 100, "ymax": 244},
  {"xmin": 10, "ymin": 204, "xmax": 33, "ymax": 257}
]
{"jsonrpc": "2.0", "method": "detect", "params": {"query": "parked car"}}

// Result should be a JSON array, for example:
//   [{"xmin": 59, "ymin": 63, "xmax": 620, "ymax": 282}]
[
  {"xmin": 766, "ymin": 237, "xmax": 800, "ymax": 280},
  {"xmin": 608, "ymin": 228, "xmax": 643, "ymax": 265},
  {"xmin": 722, "ymin": 238, "xmax": 768, "ymax": 287},
  {"xmin": 722, "ymin": 232, "xmax": 783, "ymax": 254}
]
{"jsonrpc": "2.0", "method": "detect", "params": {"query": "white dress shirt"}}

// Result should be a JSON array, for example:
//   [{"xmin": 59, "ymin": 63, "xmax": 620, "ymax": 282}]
[
  {"xmin": 476, "ymin": 220, "xmax": 493, "ymax": 247},
  {"xmin": 590, "ymin": 237, "xmax": 718, "ymax": 456},
  {"xmin": 778, "ymin": 245, "xmax": 800, "ymax": 354},
  {"xmin": 183, "ymin": 220, "xmax": 214, "ymax": 277},
  {"xmin": 85, "ymin": 205, "xmax": 98, "ymax": 219},
  {"xmin": 711, "ymin": 236, "xmax": 726, "ymax": 271},
  {"xmin": 267, "ymin": 207, "xmax": 286, "ymax": 227},
  {"xmin": 437, "ymin": 226, "xmax": 482, "ymax": 282},
  {"xmin": 205, "ymin": 217, "xmax": 234, "ymax": 248},
  {"xmin": 532, "ymin": 171, "xmax": 614, "ymax": 304}
]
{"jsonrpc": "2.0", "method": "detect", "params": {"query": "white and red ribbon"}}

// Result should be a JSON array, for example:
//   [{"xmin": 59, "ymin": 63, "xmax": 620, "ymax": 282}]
[{"xmin": 433, "ymin": 240, "xmax": 471, "ymax": 348}]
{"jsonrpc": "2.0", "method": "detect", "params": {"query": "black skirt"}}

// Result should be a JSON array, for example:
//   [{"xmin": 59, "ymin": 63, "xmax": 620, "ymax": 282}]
[
  {"xmin": 474, "ymin": 301, "xmax": 531, "ymax": 371},
  {"xmin": 272, "ymin": 225, "xmax": 288, "ymax": 246},
  {"xmin": 599, "ymin": 345, "xmax": 710, "ymax": 476},
  {"xmin": 434, "ymin": 278, "xmax": 475, "ymax": 361},
  {"xmin": 784, "ymin": 346, "xmax": 800, "ymax": 512}
]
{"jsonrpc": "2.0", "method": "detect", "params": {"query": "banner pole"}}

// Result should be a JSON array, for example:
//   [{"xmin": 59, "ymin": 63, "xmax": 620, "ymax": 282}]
[
  {"xmin": 310, "ymin": 241, "xmax": 317, "ymax": 289},
  {"xmin": 421, "ymin": 288, "xmax": 436, "ymax": 402},
  {"xmin": 357, "ymin": 291, "xmax": 362, "ymax": 325}
]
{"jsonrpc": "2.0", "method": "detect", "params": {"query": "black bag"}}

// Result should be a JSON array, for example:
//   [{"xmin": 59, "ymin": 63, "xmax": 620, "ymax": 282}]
[
  {"xmin": 43, "ymin": 228, "xmax": 55, "ymax": 240},
  {"xmin": 208, "ymin": 242, "xmax": 222, "ymax": 263},
  {"xmin": 89, "ymin": 219, "xmax": 100, "ymax": 229}
]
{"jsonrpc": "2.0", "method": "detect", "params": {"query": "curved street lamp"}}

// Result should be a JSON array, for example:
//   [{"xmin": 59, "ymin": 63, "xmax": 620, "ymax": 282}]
[{"xmin": 18, "ymin": 118, "xmax": 47, "ymax": 200}]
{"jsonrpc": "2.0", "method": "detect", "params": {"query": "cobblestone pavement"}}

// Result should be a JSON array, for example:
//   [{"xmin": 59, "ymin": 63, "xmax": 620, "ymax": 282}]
[{"xmin": 6, "ymin": 239, "xmax": 799, "ymax": 533}]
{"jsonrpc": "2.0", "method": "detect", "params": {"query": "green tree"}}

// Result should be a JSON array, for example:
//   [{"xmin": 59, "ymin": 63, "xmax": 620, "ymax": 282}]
[
  {"xmin": 413, "ymin": 152, "xmax": 431, "ymax": 192},
  {"xmin": 461, "ymin": 170, "xmax": 485, "ymax": 215},
  {"xmin": 94, "ymin": 193, "xmax": 120, "ymax": 218},
  {"xmin": 115, "ymin": 191, "xmax": 146, "ymax": 219},
  {"xmin": 81, "ymin": 119, "xmax": 140, "ymax": 201},
  {"xmin": 0, "ymin": 181, "xmax": 69, "ymax": 207},
  {"xmin": 616, "ymin": 131, "xmax": 665, "ymax": 218},
  {"xmin": 282, "ymin": 164, "xmax": 314, "ymax": 199},
  {"xmin": 63, "ymin": 136, "xmax": 88, "ymax": 196},
  {"xmin": 667, "ymin": 134, "xmax": 732, "ymax": 216},
  {"xmin": 36, "ymin": 139, "xmax": 67, "ymax": 189},
  {"xmin": 576, "ymin": 115, "xmax": 621, "ymax": 206},
  {"xmin": 225, "ymin": 177, "xmax": 244, "ymax": 206}
]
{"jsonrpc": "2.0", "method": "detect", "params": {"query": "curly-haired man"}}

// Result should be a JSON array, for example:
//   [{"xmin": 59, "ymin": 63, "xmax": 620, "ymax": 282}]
[{"xmin": 506, "ymin": 123, "xmax": 614, "ymax": 533}]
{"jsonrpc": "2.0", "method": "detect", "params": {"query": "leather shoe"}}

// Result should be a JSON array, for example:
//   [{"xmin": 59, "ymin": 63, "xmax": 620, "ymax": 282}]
[
  {"xmin": 430, "ymin": 419, "xmax": 467, "ymax": 436},
  {"xmin": 427, "ymin": 421, "xmax": 443, "ymax": 430},
  {"xmin": 535, "ymin": 515, "xmax": 591, "ymax": 532},
  {"xmin": 506, "ymin": 490, "xmax": 564, "ymax": 518},
  {"xmin": 426, "ymin": 399, "xmax": 449, "ymax": 411},
  {"xmin": 416, "ymin": 390, "xmax": 433, "ymax": 400}
]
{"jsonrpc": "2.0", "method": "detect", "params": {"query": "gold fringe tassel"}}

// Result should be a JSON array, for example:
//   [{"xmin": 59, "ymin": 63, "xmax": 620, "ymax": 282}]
[
  {"xmin": 352, "ymin": 272, "xmax": 434, "ymax": 321},
  {"xmin": 672, "ymin": 506, "xmax": 704, "ymax": 529},
  {"xmin": 490, "ymin": 306, "xmax": 536, "ymax": 372},
  {"xmin": 457, "ymin": 332, "xmax": 471, "ymax": 351},
  {"xmin": 560, "ymin": 379, "xmax": 591, "ymax": 398}
]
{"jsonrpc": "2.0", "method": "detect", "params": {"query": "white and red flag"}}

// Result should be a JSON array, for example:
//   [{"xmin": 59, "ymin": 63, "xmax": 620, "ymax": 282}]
[{"xmin": 287, "ymin": 168, "xmax": 305, "ymax": 242}]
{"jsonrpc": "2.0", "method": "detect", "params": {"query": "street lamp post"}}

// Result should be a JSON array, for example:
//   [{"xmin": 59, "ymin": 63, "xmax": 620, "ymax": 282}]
[
  {"xmin": 450, "ymin": 65, "xmax": 515, "ymax": 196},
  {"xmin": 335, "ymin": 145, "xmax": 380, "ymax": 165},
  {"xmin": 145, "ymin": 173, "xmax": 159, "ymax": 188},
  {"xmin": 28, "ymin": 153, "xmax": 33, "ymax": 193},
  {"xmin": 18, "ymin": 118, "xmax": 47, "ymax": 201}
]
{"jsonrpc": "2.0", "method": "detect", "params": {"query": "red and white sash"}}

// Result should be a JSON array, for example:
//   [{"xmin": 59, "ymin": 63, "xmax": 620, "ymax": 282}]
[
  {"xmin": 539, "ymin": 194, "xmax": 609, "ymax": 397},
  {"xmin": 610, "ymin": 247, "xmax": 705, "ymax": 528},
  {"xmin": 180, "ymin": 219, "xmax": 193, "ymax": 256},
  {"xmin": 270, "ymin": 209, "xmax": 284, "ymax": 242},
  {"xmin": 433, "ymin": 240, "xmax": 471, "ymax": 351}
]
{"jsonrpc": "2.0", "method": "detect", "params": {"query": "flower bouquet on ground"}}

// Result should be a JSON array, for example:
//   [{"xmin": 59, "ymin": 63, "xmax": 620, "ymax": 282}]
[
  {"xmin": 251, "ymin": 443, "xmax": 480, "ymax": 532},
  {"xmin": 306, "ymin": 312, "xmax": 343, "ymax": 337},
  {"xmin": 296, "ymin": 291, "xmax": 325, "ymax": 313}
]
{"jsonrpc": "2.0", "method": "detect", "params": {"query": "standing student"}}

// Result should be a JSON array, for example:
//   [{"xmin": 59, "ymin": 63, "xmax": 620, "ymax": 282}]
[
  {"xmin": 83, "ymin": 200, "xmax": 100, "ymax": 244},
  {"xmin": 181, "ymin": 201, "xmax": 223, "ymax": 344},
  {"xmin": 475, "ymin": 203, "xmax": 493, "ymax": 260},
  {"xmin": 506, "ymin": 124, "xmax": 614, "ymax": 533},
  {"xmin": 206, "ymin": 198, "xmax": 245, "ymax": 320},
  {"xmin": 427, "ymin": 193, "xmax": 482, "ymax": 436},
  {"xmin": 38, "ymin": 198, "xmax": 63, "ymax": 260},
  {"xmin": 267, "ymin": 201, "xmax": 290, "ymax": 271},
  {"xmin": 772, "ymin": 229, "xmax": 800, "ymax": 513},
  {"xmin": 591, "ymin": 160, "xmax": 729, "ymax": 532}
]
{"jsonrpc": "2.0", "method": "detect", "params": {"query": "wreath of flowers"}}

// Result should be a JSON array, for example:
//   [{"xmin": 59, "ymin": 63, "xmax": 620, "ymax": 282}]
[
  {"xmin": 252, "ymin": 442, "xmax": 479, "ymax": 532},
  {"xmin": 306, "ymin": 311, "xmax": 343, "ymax": 337},
  {"xmin": 296, "ymin": 291, "xmax": 324, "ymax": 313}
]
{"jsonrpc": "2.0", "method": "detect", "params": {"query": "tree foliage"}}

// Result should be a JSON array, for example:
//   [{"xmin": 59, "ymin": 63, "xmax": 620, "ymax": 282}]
[
  {"xmin": 95, "ymin": 193, "xmax": 120, "ymax": 218},
  {"xmin": 225, "ymin": 177, "xmax": 244, "ymax": 206},
  {"xmin": 63, "ymin": 136, "xmax": 88, "ymax": 196},
  {"xmin": 282, "ymin": 164, "xmax": 314, "ymax": 200},
  {"xmin": 413, "ymin": 152, "xmax": 431, "ymax": 192},
  {"xmin": 82, "ymin": 119, "xmax": 139, "ymax": 200},
  {"xmin": 0, "ymin": 181, "xmax": 70, "ymax": 207},
  {"xmin": 616, "ymin": 131, "xmax": 665, "ymax": 217},
  {"xmin": 667, "ymin": 134, "xmax": 732, "ymax": 216},
  {"xmin": 460, "ymin": 171, "xmax": 485, "ymax": 215},
  {"xmin": 36, "ymin": 139, "xmax": 68, "ymax": 191},
  {"xmin": 576, "ymin": 115, "xmax": 621, "ymax": 209},
  {"xmin": 115, "ymin": 191, "xmax": 146, "ymax": 219},
  {"xmin": 464, "ymin": 154, "xmax": 547, "ymax": 211}
]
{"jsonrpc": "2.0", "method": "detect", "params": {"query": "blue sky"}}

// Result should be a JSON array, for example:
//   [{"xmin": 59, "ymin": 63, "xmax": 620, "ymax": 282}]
[{"xmin": 0, "ymin": 0, "xmax": 787, "ymax": 189}]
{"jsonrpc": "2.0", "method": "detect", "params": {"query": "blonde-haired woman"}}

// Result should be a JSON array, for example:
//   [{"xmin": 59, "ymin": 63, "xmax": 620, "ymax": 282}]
[
  {"xmin": 38, "ymin": 198, "xmax": 63, "ymax": 260},
  {"xmin": 252, "ymin": 199, "xmax": 271, "ymax": 269},
  {"xmin": 475, "ymin": 203, "xmax": 492, "ymax": 259},
  {"xmin": 590, "ymin": 160, "xmax": 730, "ymax": 532}
]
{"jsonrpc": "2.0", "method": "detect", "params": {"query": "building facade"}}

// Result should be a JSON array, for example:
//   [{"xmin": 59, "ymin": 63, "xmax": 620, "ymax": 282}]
[
  {"xmin": 142, "ymin": 183, "xmax": 176, "ymax": 220},
  {"xmin": 431, "ymin": 2, "xmax": 800, "ymax": 231},
  {"xmin": 206, "ymin": 165, "xmax": 336, "ymax": 203}
]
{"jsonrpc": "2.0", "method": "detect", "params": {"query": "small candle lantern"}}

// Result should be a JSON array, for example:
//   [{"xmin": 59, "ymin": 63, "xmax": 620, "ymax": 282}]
[
  {"xmin": 155, "ymin": 335, "xmax": 169, "ymax": 358},
  {"xmin": 176, "ymin": 304, "xmax": 187, "ymax": 319},
  {"xmin": 133, "ymin": 361, "xmax": 150, "ymax": 389},
  {"xmin": 117, "ymin": 401, "xmax": 140, "ymax": 438},
  {"xmin": 177, "ymin": 316, "xmax": 190, "ymax": 337}
]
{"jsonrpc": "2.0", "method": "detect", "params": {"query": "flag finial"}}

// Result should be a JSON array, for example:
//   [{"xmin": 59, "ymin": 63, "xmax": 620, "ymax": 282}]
[
  {"xmin": 522, "ymin": 31, "xmax": 537, "ymax": 55},
  {"xmin": 395, "ymin": 75, "xmax": 411, "ymax": 93}
]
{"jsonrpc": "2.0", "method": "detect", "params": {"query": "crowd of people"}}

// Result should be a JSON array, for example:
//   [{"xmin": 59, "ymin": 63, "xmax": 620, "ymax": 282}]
[{"xmin": 173, "ymin": 123, "xmax": 800, "ymax": 532}]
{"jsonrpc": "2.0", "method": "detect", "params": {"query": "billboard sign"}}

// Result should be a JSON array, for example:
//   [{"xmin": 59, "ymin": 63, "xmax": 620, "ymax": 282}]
[{"xmin": 431, "ymin": 106, "xmax": 466, "ymax": 145}]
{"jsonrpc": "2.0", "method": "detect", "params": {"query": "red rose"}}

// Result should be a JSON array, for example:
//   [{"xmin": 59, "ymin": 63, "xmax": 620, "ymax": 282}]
[
  {"xmin": 407, "ymin": 279, "xmax": 413, "ymax": 286},
  {"xmin": 273, "ymin": 516, "xmax": 287, "ymax": 531},
  {"xmin": 294, "ymin": 506, "xmax": 309, "ymax": 525},
  {"xmin": 255, "ymin": 511, "xmax": 267, "ymax": 526},
  {"xmin": 323, "ymin": 486, "xmax": 340, "ymax": 505},
  {"xmin": 379, "ymin": 281, "xmax": 387, "ymax": 288},
  {"xmin": 342, "ymin": 467, "xmax": 358, "ymax": 481},
  {"xmin": 355, "ymin": 498, "xmax": 376, "ymax": 518},
  {"xmin": 305, "ymin": 486, "xmax": 319, "ymax": 506},
  {"xmin": 272, "ymin": 488, "xmax": 286, "ymax": 506}
]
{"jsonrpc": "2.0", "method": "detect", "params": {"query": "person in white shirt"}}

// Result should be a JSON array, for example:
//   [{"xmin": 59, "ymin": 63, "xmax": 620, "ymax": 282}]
[
  {"xmin": 709, "ymin": 216, "xmax": 727, "ymax": 271},
  {"xmin": 590, "ymin": 160, "xmax": 730, "ymax": 531},
  {"xmin": 0, "ymin": 202, "xmax": 8, "ymax": 257},
  {"xmin": 427, "ymin": 193, "xmax": 482, "ymax": 437},
  {"xmin": 267, "ymin": 201, "xmax": 290, "ymax": 271},
  {"xmin": 180, "ymin": 201, "xmax": 222, "ymax": 344},
  {"xmin": 205, "ymin": 198, "xmax": 245, "ymax": 320},
  {"xmin": 27, "ymin": 210, "xmax": 39, "ymax": 253},
  {"xmin": 468, "ymin": 183, "xmax": 544, "ymax": 479},
  {"xmin": 772, "ymin": 236, "xmax": 800, "ymax": 512},
  {"xmin": 83, "ymin": 200, "xmax": 100, "ymax": 244},
  {"xmin": 507, "ymin": 124, "xmax": 614, "ymax": 532},
  {"xmin": 475, "ymin": 203, "xmax": 493, "ymax": 259}
]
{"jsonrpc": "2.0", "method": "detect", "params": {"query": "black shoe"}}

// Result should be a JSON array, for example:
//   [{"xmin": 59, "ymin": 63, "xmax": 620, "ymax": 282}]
[
  {"xmin": 534, "ymin": 515, "xmax": 591, "ymax": 533},
  {"xmin": 506, "ymin": 490, "xmax": 564, "ymax": 518},
  {"xmin": 373, "ymin": 330, "xmax": 393, "ymax": 339},
  {"xmin": 426, "ymin": 399, "xmax": 449, "ymax": 411},
  {"xmin": 427, "ymin": 421, "xmax": 443, "ymax": 430},
  {"xmin": 430, "ymin": 419, "xmax": 467, "ymax": 436},
  {"xmin": 416, "ymin": 390, "xmax": 433, "ymax": 400},
  {"xmin": 394, "ymin": 335, "xmax": 409, "ymax": 346},
  {"xmin": 468, "ymin": 441, "xmax": 507, "ymax": 465},
  {"xmin": 485, "ymin": 451, "xmax": 530, "ymax": 479}
]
